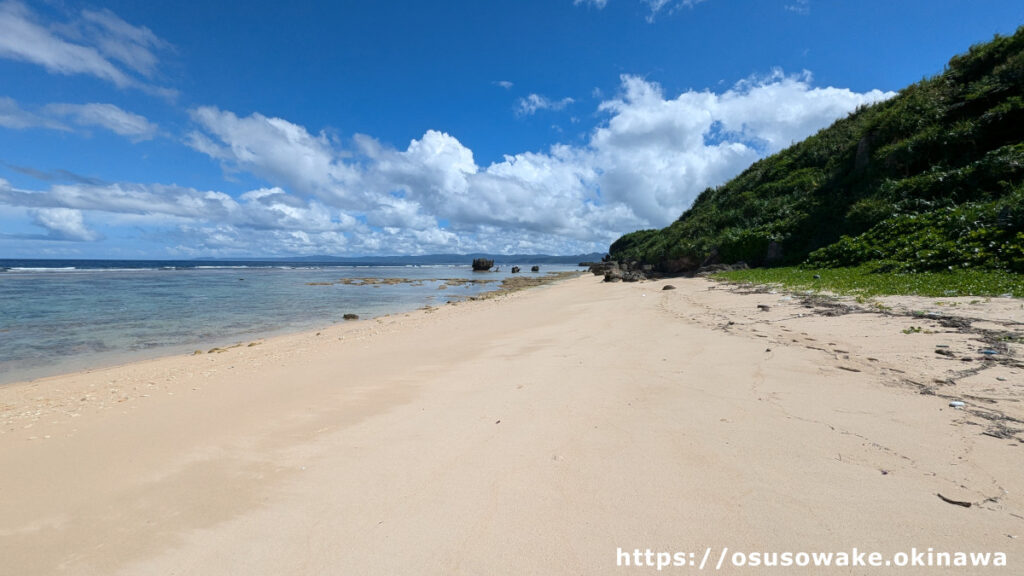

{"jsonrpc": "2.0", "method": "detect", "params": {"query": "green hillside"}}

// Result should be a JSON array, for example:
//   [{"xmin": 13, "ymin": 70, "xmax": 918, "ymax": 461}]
[{"xmin": 609, "ymin": 28, "xmax": 1024, "ymax": 275}]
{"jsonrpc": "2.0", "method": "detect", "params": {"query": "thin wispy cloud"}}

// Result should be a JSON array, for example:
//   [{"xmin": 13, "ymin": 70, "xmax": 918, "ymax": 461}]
[
  {"xmin": 77, "ymin": 8, "xmax": 171, "ymax": 77},
  {"xmin": 516, "ymin": 94, "xmax": 576, "ymax": 116},
  {"xmin": 572, "ymin": 0, "xmax": 711, "ymax": 21},
  {"xmin": 0, "ymin": 1, "xmax": 174, "ymax": 97},
  {"xmin": 785, "ymin": 0, "xmax": 810, "ymax": 15},
  {"xmin": 45, "ymin": 103, "xmax": 158, "ymax": 141},
  {"xmin": 644, "ymin": 0, "xmax": 709, "ymax": 22},
  {"xmin": 493, "ymin": 80, "xmax": 514, "ymax": 89},
  {"xmin": 3, "ymin": 164, "xmax": 107, "ymax": 186},
  {"xmin": 0, "ymin": 96, "xmax": 157, "ymax": 141},
  {"xmin": 0, "ymin": 96, "xmax": 69, "ymax": 131}
]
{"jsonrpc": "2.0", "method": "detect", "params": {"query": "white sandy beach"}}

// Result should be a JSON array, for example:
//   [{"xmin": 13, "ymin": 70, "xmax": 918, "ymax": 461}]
[{"xmin": 1, "ymin": 275, "xmax": 1021, "ymax": 574}]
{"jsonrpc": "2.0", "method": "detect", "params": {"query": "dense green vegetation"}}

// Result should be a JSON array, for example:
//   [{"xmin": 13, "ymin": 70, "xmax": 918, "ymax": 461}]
[
  {"xmin": 714, "ymin": 266, "xmax": 1024, "ymax": 298},
  {"xmin": 609, "ymin": 28, "xmax": 1024, "ymax": 278}
]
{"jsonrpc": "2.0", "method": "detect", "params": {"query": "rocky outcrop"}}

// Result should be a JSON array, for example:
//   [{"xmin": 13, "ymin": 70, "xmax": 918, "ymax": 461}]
[
  {"xmin": 531, "ymin": 265, "xmax": 540, "ymax": 272},
  {"xmin": 590, "ymin": 260, "xmax": 648, "ymax": 282},
  {"xmin": 660, "ymin": 256, "xmax": 701, "ymax": 274},
  {"xmin": 472, "ymin": 258, "xmax": 494, "ymax": 271},
  {"xmin": 593, "ymin": 257, "xmax": 748, "ymax": 283},
  {"xmin": 694, "ymin": 262, "xmax": 749, "ymax": 276},
  {"xmin": 511, "ymin": 266, "xmax": 521, "ymax": 273}
]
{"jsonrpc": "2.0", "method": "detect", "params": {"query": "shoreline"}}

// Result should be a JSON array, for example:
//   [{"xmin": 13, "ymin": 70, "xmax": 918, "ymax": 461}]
[
  {"xmin": 1, "ymin": 274, "xmax": 1020, "ymax": 574},
  {"xmin": 0, "ymin": 270, "xmax": 582, "ymax": 388}
]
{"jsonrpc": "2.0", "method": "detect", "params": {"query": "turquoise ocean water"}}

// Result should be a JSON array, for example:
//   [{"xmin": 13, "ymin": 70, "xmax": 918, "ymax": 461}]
[{"xmin": 0, "ymin": 259, "xmax": 579, "ymax": 385}]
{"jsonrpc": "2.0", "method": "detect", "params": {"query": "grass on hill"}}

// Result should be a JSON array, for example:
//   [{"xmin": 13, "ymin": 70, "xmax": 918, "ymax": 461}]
[{"xmin": 714, "ymin": 266, "xmax": 1024, "ymax": 298}]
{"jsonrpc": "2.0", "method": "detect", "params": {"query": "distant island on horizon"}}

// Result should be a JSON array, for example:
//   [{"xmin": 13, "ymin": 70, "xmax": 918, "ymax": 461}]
[
  {"xmin": 193, "ymin": 252, "xmax": 603, "ymax": 265},
  {"xmin": 1, "ymin": 252, "xmax": 604, "ymax": 268}
]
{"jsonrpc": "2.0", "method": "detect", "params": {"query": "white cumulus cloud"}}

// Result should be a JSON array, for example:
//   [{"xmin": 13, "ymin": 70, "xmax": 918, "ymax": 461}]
[
  {"xmin": 180, "ymin": 70, "xmax": 892, "ymax": 254},
  {"xmin": 1, "ymin": 69, "xmax": 893, "ymax": 255},
  {"xmin": 587, "ymin": 72, "xmax": 893, "ymax": 222},
  {"xmin": 187, "ymin": 106, "xmax": 361, "ymax": 205},
  {"xmin": 29, "ymin": 207, "xmax": 100, "ymax": 241}
]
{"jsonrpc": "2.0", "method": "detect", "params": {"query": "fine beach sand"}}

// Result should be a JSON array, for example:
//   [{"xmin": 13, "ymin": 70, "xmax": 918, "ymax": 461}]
[{"xmin": 1, "ymin": 275, "xmax": 1021, "ymax": 574}]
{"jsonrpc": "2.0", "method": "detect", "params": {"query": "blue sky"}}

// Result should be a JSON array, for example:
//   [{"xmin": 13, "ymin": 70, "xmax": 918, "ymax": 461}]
[{"xmin": 0, "ymin": 0, "xmax": 1021, "ymax": 258}]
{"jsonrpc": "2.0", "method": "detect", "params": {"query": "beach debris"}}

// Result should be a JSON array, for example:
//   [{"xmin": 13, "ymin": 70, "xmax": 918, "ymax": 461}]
[
  {"xmin": 949, "ymin": 401, "xmax": 966, "ymax": 409},
  {"xmin": 837, "ymin": 366, "xmax": 862, "ymax": 373},
  {"xmin": 495, "ymin": 420, "xmax": 501, "ymax": 424},
  {"xmin": 511, "ymin": 266, "xmax": 521, "ymax": 273},
  {"xmin": 981, "ymin": 349, "xmax": 999, "ymax": 355},
  {"xmin": 936, "ymin": 493, "xmax": 972, "ymax": 508},
  {"xmin": 472, "ymin": 258, "xmax": 494, "ymax": 271},
  {"xmin": 343, "ymin": 313, "xmax": 359, "ymax": 321},
  {"xmin": 662, "ymin": 284, "xmax": 676, "ymax": 290},
  {"xmin": 935, "ymin": 348, "xmax": 956, "ymax": 357},
  {"xmin": 997, "ymin": 377, "xmax": 1008, "ymax": 381},
  {"xmin": 982, "ymin": 429, "xmax": 1016, "ymax": 440},
  {"xmin": 531, "ymin": 265, "xmax": 540, "ymax": 272},
  {"xmin": 757, "ymin": 304, "xmax": 771, "ymax": 311}
]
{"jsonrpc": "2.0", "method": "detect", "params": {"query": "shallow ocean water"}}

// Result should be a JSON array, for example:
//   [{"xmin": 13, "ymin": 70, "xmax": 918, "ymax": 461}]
[{"xmin": 0, "ymin": 260, "xmax": 577, "ymax": 385}]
